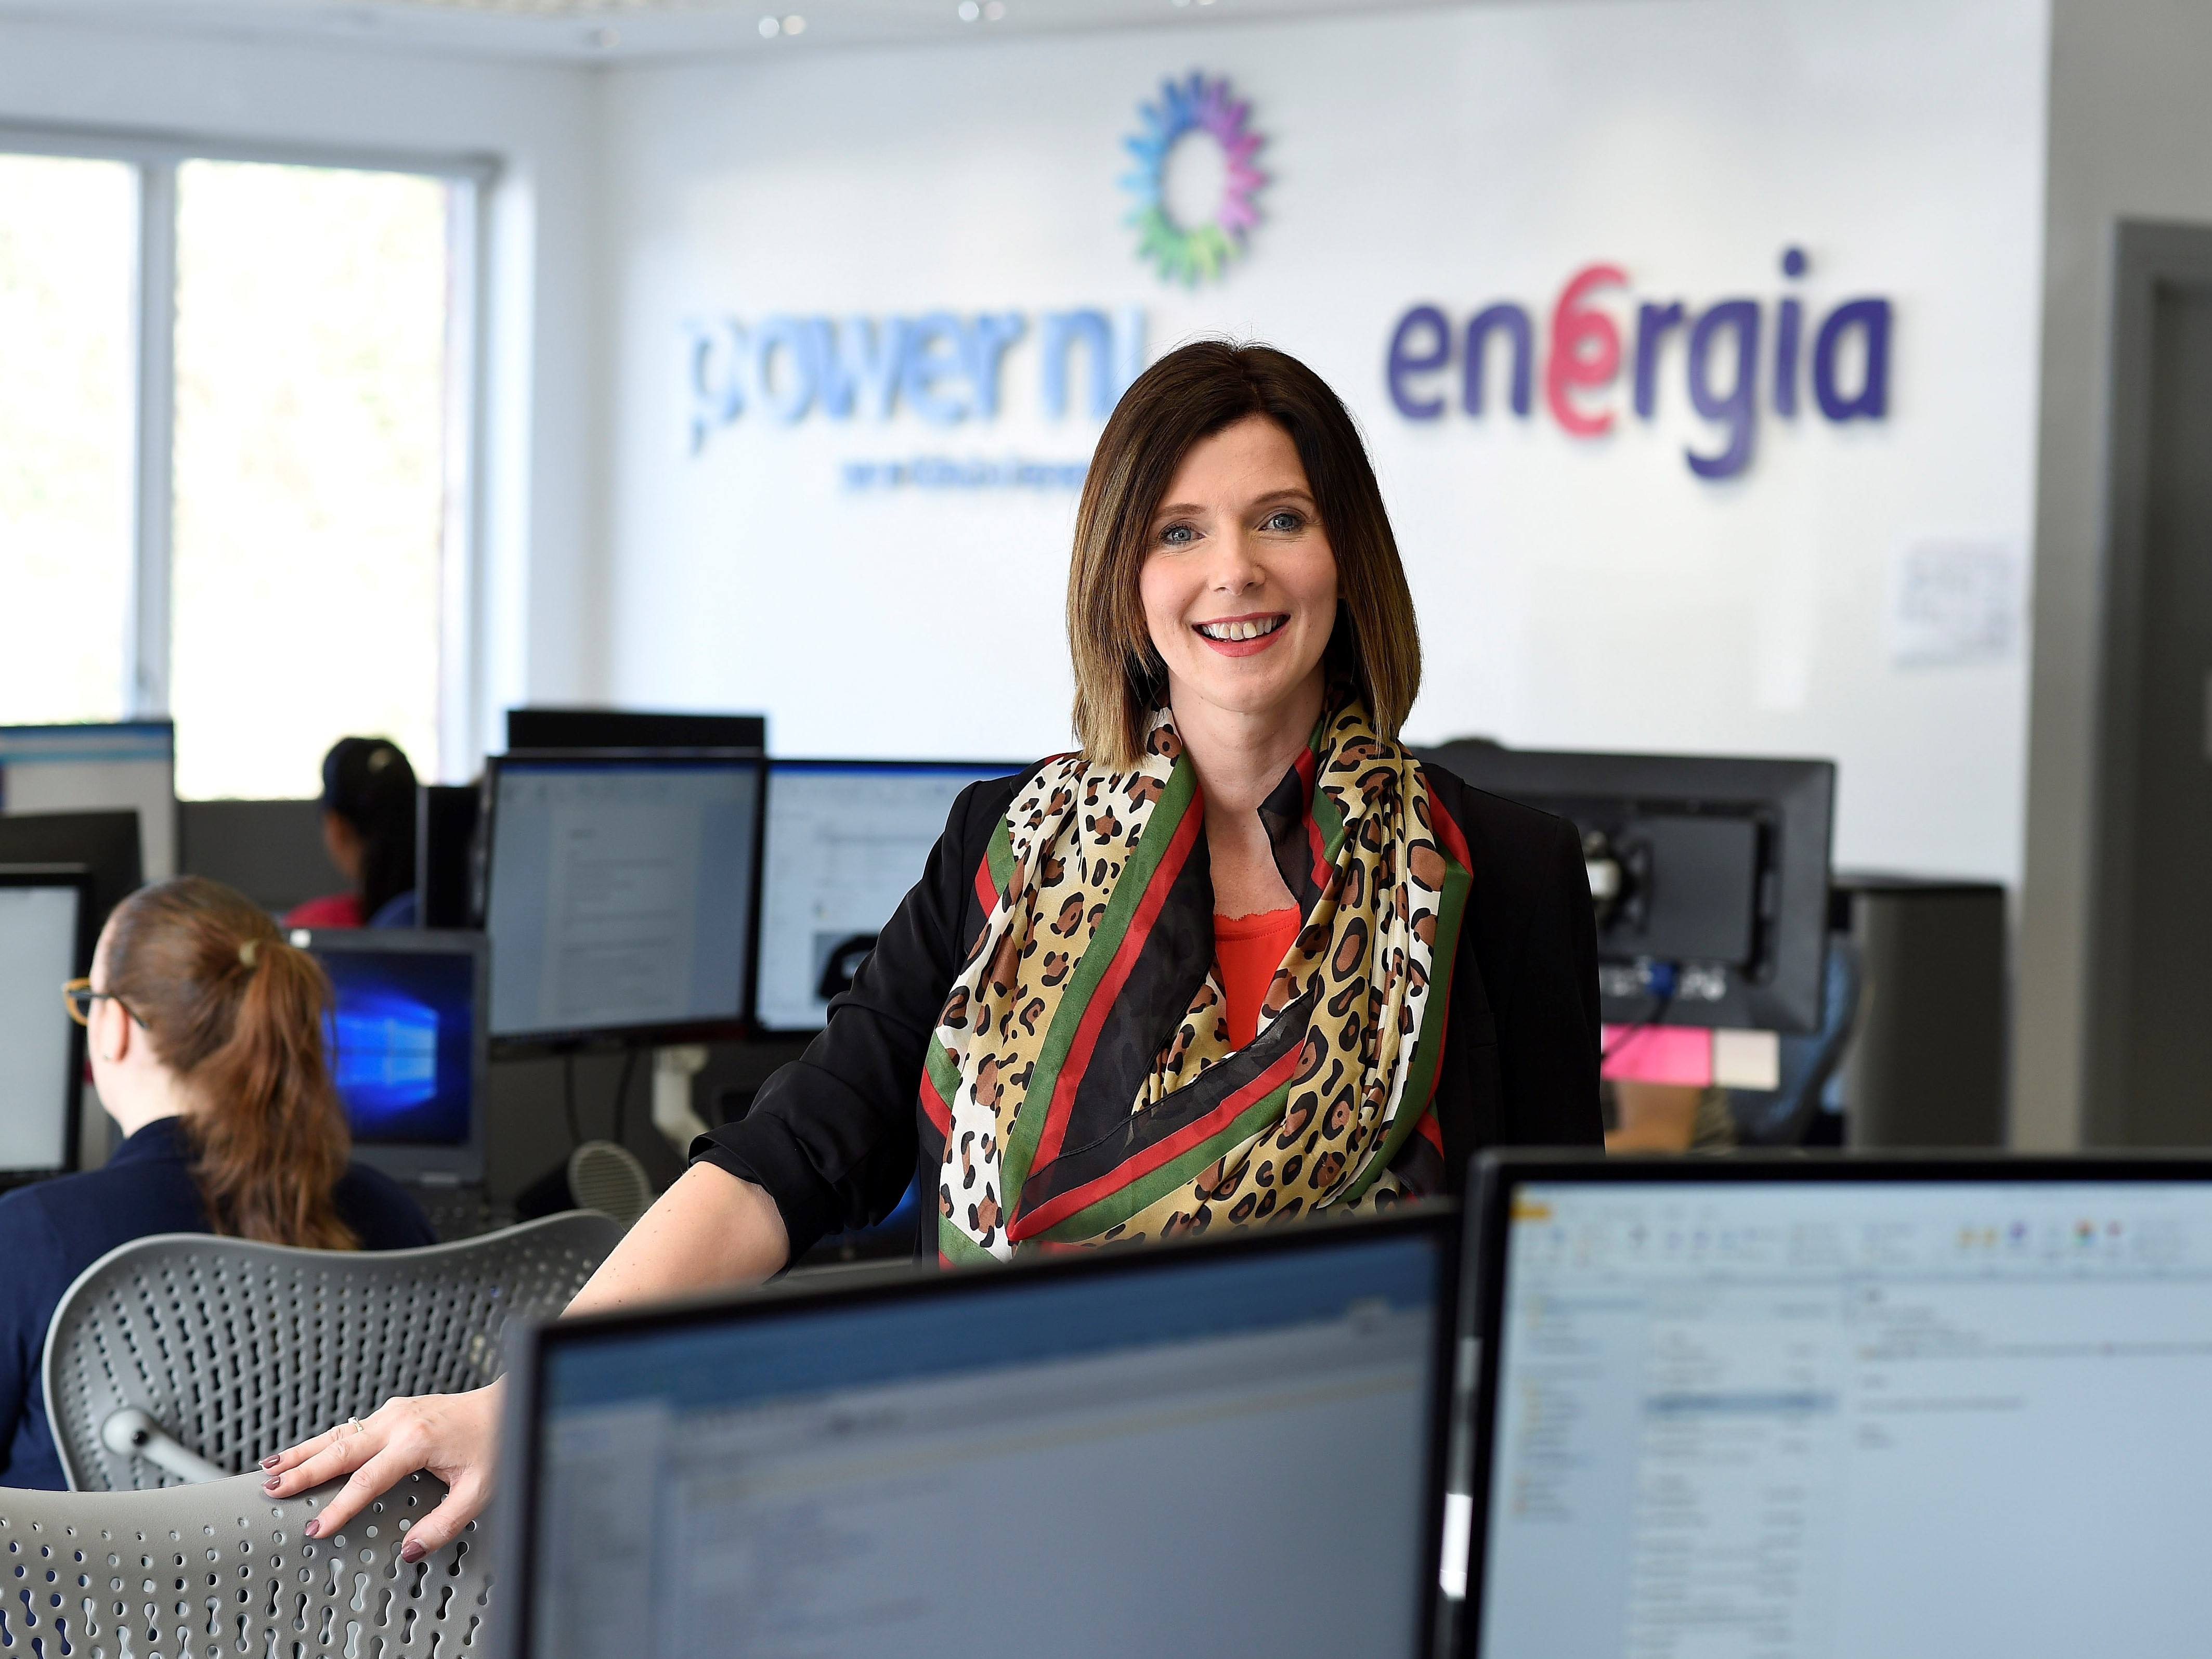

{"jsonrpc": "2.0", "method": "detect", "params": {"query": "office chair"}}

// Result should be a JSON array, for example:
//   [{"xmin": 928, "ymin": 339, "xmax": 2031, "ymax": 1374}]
[
  {"xmin": 1726, "ymin": 932, "xmax": 1864, "ymax": 1147},
  {"xmin": 0, "ymin": 1469, "xmax": 489, "ymax": 1658},
  {"xmin": 45, "ymin": 1211, "xmax": 621, "ymax": 1492}
]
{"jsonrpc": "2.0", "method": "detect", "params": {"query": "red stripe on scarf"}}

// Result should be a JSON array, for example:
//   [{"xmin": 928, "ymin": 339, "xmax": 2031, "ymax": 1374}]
[
  {"xmin": 1296, "ymin": 747, "xmax": 1330, "ymax": 888},
  {"xmin": 919, "ymin": 1069, "xmax": 951, "ymax": 1137},
  {"xmin": 1420, "ymin": 785, "xmax": 1473, "ymax": 1111},
  {"xmin": 1023, "ymin": 798, "xmax": 1205, "ymax": 1184},
  {"xmin": 973, "ymin": 854, "xmax": 998, "ymax": 918},
  {"xmin": 1010, "ymin": 1033, "xmax": 1305, "ymax": 1243}
]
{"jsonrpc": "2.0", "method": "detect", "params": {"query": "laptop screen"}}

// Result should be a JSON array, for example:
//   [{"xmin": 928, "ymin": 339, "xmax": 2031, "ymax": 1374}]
[
  {"xmin": 1470, "ymin": 1172, "xmax": 2212, "ymax": 1656},
  {"xmin": 516, "ymin": 1218, "xmax": 1452, "ymax": 1659}
]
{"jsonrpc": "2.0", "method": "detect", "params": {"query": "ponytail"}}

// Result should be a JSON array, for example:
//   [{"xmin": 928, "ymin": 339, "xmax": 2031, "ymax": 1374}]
[{"xmin": 103, "ymin": 877, "xmax": 360, "ymax": 1251}]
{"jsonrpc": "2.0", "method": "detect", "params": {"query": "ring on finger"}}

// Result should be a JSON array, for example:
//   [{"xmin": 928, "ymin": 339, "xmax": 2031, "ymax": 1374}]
[{"xmin": 346, "ymin": 1417, "xmax": 365, "ymax": 1438}]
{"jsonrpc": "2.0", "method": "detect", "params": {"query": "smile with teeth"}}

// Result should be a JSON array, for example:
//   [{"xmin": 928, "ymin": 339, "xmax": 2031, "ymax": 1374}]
[{"xmin": 1195, "ymin": 615, "xmax": 1287, "ymax": 642}]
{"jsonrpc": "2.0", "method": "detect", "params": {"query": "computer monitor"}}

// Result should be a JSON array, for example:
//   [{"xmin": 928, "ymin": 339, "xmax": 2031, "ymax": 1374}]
[
  {"xmin": 0, "ymin": 810, "xmax": 144, "ymax": 939},
  {"xmin": 417, "ymin": 783, "xmax": 480, "ymax": 929},
  {"xmin": 0, "ymin": 721, "xmax": 176, "ymax": 880},
  {"xmin": 1418, "ymin": 744, "xmax": 1834, "ymax": 1033},
  {"xmin": 498, "ymin": 1209, "xmax": 1458, "ymax": 1659},
  {"xmin": 290, "ymin": 927, "xmax": 488, "ymax": 1186},
  {"xmin": 753, "ymin": 758, "xmax": 1023, "ymax": 1033},
  {"xmin": 0, "ymin": 866, "xmax": 90, "ymax": 1183},
  {"xmin": 177, "ymin": 798, "xmax": 331, "ymax": 915},
  {"xmin": 1459, "ymin": 1155, "xmax": 2212, "ymax": 1657},
  {"xmin": 505, "ymin": 708, "xmax": 765, "ymax": 755},
  {"xmin": 481, "ymin": 751, "xmax": 764, "ymax": 1050}
]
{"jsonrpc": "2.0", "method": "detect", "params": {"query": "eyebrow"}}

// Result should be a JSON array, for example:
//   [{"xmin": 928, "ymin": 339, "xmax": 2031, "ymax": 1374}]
[{"xmin": 1151, "ymin": 487, "xmax": 1319, "ymax": 521}]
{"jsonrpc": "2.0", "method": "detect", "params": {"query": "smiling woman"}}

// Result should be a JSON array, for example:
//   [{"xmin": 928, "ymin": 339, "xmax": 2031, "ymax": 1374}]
[{"xmin": 263, "ymin": 340, "xmax": 1602, "ymax": 1556}]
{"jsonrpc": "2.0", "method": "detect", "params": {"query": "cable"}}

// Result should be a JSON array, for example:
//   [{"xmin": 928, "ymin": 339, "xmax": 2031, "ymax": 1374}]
[
  {"xmin": 561, "ymin": 1053, "xmax": 583, "ymax": 1151},
  {"xmin": 1602, "ymin": 962, "xmax": 1679, "ymax": 1062},
  {"xmin": 609, "ymin": 1047, "xmax": 640, "ymax": 1147}
]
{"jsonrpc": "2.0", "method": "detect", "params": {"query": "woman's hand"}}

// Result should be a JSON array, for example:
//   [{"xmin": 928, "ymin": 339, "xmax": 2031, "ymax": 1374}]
[
  {"xmin": 261, "ymin": 1383, "xmax": 502, "ymax": 1559},
  {"xmin": 259, "ymin": 1165, "xmax": 791, "ymax": 1554}
]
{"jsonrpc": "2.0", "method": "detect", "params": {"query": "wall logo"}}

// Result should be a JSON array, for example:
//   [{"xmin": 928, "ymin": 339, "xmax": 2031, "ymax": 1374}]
[
  {"xmin": 1385, "ymin": 248, "xmax": 1892, "ymax": 480},
  {"xmin": 1123, "ymin": 73, "xmax": 1266, "ymax": 286}
]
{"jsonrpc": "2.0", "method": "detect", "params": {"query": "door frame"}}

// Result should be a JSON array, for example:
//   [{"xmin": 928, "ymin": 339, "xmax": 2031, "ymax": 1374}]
[{"xmin": 2083, "ymin": 220, "xmax": 2212, "ymax": 1142}]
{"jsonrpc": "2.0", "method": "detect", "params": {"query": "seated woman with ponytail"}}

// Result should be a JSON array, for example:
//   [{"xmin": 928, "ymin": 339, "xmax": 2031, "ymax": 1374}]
[
  {"xmin": 269, "ymin": 339, "xmax": 1601, "ymax": 1559},
  {"xmin": 0, "ymin": 876, "xmax": 433, "ymax": 1488}
]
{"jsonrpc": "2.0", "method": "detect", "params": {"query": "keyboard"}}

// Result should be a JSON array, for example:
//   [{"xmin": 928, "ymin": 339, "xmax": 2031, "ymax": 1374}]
[{"xmin": 409, "ymin": 1183, "xmax": 501, "ymax": 1242}]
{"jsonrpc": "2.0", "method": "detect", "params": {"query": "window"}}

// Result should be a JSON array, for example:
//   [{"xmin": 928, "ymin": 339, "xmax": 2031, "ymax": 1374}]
[
  {"xmin": 0, "ymin": 154, "xmax": 138, "ymax": 725},
  {"xmin": 0, "ymin": 137, "xmax": 482, "ymax": 799}
]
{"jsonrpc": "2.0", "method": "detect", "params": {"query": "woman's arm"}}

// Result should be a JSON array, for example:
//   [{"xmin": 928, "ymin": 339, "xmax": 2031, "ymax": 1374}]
[{"xmin": 259, "ymin": 1163, "xmax": 788, "ymax": 1552}]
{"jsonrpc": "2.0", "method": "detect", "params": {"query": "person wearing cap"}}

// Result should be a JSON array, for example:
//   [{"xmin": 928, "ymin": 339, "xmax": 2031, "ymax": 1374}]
[{"xmin": 288, "ymin": 736, "xmax": 420, "ymax": 929}]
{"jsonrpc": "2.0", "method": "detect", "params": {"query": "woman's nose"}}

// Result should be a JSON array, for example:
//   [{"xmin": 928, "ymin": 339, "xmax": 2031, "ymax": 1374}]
[{"xmin": 1205, "ymin": 530, "xmax": 1264, "ymax": 592}]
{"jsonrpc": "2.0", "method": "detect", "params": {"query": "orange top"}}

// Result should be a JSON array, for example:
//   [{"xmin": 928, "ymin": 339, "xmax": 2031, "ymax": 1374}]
[{"xmin": 1214, "ymin": 907, "xmax": 1303, "ymax": 1049}]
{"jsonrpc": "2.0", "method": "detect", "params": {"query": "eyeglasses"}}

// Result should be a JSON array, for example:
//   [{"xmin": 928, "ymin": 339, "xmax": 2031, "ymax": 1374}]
[{"xmin": 62, "ymin": 977, "xmax": 136, "ymax": 1028}]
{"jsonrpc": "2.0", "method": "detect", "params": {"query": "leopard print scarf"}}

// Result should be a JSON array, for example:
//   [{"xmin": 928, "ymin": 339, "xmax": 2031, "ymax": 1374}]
[{"xmin": 921, "ymin": 696, "xmax": 1472, "ymax": 1264}]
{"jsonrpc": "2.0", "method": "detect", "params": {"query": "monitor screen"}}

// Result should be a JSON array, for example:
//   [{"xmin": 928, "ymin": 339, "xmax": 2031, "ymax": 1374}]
[
  {"xmin": 319, "ymin": 950, "xmax": 476, "ymax": 1146},
  {"xmin": 485, "ymin": 755, "xmax": 762, "ymax": 1044},
  {"xmin": 0, "ymin": 874, "xmax": 85, "ymax": 1175},
  {"xmin": 518, "ymin": 1220, "xmax": 1450, "ymax": 1658},
  {"xmin": 0, "ymin": 721, "xmax": 176, "ymax": 880},
  {"xmin": 754, "ymin": 759, "xmax": 1017, "ymax": 1031},
  {"xmin": 1470, "ymin": 1172, "xmax": 2212, "ymax": 1656},
  {"xmin": 294, "ymin": 928, "xmax": 487, "ymax": 1184}
]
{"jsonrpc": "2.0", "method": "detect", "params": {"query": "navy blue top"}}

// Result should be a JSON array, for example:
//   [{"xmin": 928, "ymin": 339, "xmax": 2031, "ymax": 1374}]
[{"xmin": 0, "ymin": 1117, "xmax": 435, "ymax": 1489}]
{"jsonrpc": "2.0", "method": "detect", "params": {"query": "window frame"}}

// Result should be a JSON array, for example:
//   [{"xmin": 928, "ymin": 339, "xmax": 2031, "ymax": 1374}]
[{"xmin": 0, "ymin": 121, "xmax": 498, "ymax": 788}]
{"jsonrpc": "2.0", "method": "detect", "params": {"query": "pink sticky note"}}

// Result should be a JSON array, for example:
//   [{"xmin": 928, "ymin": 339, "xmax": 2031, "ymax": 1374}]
[{"xmin": 1601, "ymin": 1025, "xmax": 1713, "ymax": 1086}]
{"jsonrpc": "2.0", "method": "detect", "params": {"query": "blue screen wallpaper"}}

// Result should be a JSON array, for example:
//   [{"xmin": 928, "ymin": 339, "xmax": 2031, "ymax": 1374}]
[{"xmin": 318, "ymin": 952, "xmax": 475, "ymax": 1146}]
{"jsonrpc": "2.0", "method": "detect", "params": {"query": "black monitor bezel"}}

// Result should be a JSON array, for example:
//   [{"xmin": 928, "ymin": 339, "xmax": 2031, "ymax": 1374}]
[
  {"xmin": 0, "ymin": 864, "xmax": 93, "ymax": 1183},
  {"xmin": 288, "ymin": 925, "xmax": 490, "ymax": 1185},
  {"xmin": 1455, "ymin": 1150, "xmax": 2212, "ymax": 1655},
  {"xmin": 495, "ymin": 1203, "xmax": 1463, "ymax": 1659},
  {"xmin": 749, "ymin": 756, "xmax": 1027, "ymax": 1036},
  {"xmin": 0, "ymin": 808, "xmax": 144, "ymax": 940},
  {"xmin": 1417, "ymin": 746, "xmax": 1835, "ymax": 1033},
  {"xmin": 479, "ymin": 748, "xmax": 769, "ymax": 1055},
  {"xmin": 503, "ymin": 707, "xmax": 766, "ymax": 755}
]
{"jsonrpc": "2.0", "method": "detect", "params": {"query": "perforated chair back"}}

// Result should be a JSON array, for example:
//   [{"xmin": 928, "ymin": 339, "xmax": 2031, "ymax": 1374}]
[
  {"xmin": 45, "ymin": 1212, "xmax": 621, "ymax": 1492},
  {"xmin": 0, "ymin": 1469, "xmax": 492, "ymax": 1658}
]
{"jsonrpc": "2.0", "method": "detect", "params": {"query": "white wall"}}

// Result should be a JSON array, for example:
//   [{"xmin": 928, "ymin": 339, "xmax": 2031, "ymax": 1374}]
[
  {"xmin": 599, "ymin": 0, "xmax": 2049, "ymax": 883},
  {"xmin": 0, "ymin": 14, "xmax": 602, "ymax": 771},
  {"xmin": 2014, "ymin": 0, "xmax": 2212, "ymax": 1149}
]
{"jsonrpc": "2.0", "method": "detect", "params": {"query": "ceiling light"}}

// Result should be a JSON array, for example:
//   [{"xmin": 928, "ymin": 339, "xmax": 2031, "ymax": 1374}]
[
  {"xmin": 782, "ymin": 12, "xmax": 805, "ymax": 32},
  {"xmin": 958, "ymin": 0, "xmax": 979, "ymax": 17},
  {"xmin": 758, "ymin": 13, "xmax": 778, "ymax": 34}
]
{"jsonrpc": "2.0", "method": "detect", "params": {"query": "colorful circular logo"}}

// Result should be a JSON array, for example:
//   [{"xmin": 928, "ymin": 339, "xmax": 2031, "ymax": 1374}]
[{"xmin": 1122, "ymin": 73, "xmax": 1267, "ymax": 287}]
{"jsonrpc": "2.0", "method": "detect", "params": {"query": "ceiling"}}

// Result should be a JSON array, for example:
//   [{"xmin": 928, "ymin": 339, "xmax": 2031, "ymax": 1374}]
[{"xmin": 0, "ymin": 0, "xmax": 1472, "ymax": 63}]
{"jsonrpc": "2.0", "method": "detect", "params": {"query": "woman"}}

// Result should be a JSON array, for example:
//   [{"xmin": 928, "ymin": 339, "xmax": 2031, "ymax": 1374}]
[
  {"xmin": 0, "ymin": 876, "xmax": 434, "ymax": 1487},
  {"xmin": 264, "ymin": 340, "xmax": 1601, "ymax": 1557},
  {"xmin": 287, "ymin": 736, "xmax": 419, "ymax": 929}
]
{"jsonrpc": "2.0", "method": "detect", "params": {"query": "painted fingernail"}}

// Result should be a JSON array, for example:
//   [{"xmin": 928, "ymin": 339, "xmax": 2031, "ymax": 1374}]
[
  {"xmin": 399, "ymin": 1541, "xmax": 424, "ymax": 1563},
  {"xmin": 262, "ymin": 1479, "xmax": 280, "ymax": 1494},
  {"xmin": 302, "ymin": 1520, "xmax": 320, "ymax": 1538},
  {"xmin": 261, "ymin": 1456, "xmax": 281, "ymax": 1470}
]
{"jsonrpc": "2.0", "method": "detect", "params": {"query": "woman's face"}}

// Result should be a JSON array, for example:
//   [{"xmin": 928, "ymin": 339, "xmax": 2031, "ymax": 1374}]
[{"xmin": 1138, "ymin": 415, "xmax": 1338, "ymax": 730}]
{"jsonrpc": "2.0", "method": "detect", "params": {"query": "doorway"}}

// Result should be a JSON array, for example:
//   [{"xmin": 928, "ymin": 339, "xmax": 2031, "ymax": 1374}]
[{"xmin": 2086, "ymin": 221, "xmax": 2212, "ymax": 1145}]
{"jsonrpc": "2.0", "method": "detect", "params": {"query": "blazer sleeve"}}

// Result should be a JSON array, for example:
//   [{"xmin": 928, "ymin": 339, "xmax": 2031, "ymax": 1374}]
[
  {"xmin": 692, "ymin": 775, "xmax": 1012, "ymax": 1259},
  {"xmin": 1495, "ymin": 813, "xmax": 1604, "ymax": 1146}
]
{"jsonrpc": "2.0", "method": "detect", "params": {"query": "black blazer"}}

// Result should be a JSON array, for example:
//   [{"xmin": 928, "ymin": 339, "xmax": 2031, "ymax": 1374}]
[{"xmin": 697, "ymin": 760, "xmax": 1602, "ymax": 1259}]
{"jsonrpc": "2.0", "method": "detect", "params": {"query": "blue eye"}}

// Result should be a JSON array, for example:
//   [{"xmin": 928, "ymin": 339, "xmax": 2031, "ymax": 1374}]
[
  {"xmin": 1158, "ymin": 524, "xmax": 1196, "ymax": 547},
  {"xmin": 1263, "ymin": 510, "xmax": 1304, "ymax": 532}
]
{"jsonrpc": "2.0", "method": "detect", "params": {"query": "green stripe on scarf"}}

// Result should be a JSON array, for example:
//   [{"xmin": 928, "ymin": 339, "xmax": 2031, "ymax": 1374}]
[
  {"xmin": 1028, "ymin": 1081, "xmax": 1292, "ymax": 1244},
  {"xmin": 1337, "ymin": 846, "xmax": 1472, "ymax": 1203},
  {"xmin": 997, "ymin": 754, "xmax": 1198, "ymax": 1211}
]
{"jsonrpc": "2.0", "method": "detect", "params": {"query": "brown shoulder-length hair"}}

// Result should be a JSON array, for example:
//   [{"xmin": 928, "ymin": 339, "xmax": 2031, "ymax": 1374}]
[
  {"xmin": 102, "ymin": 876, "xmax": 360, "ymax": 1250},
  {"xmin": 1067, "ymin": 340, "xmax": 1422, "ymax": 767}
]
